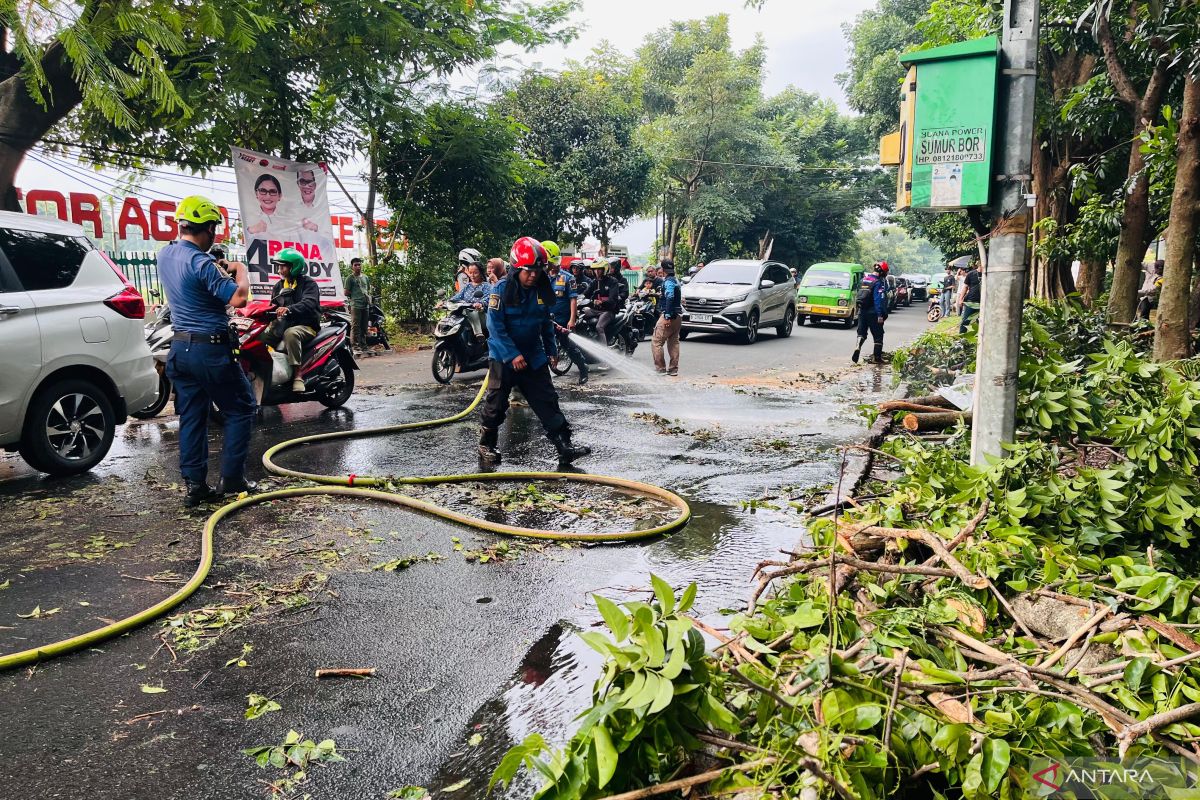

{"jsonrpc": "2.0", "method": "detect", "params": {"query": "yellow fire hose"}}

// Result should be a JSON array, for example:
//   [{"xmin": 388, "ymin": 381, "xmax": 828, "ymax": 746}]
[{"xmin": 0, "ymin": 378, "xmax": 690, "ymax": 671}]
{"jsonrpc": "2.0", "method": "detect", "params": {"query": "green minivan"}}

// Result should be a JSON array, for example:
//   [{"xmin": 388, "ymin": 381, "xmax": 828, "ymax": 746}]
[{"xmin": 796, "ymin": 262, "xmax": 866, "ymax": 327}]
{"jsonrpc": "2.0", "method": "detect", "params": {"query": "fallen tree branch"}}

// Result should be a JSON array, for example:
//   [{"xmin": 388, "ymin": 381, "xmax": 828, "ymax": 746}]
[
  {"xmin": 592, "ymin": 758, "xmax": 778, "ymax": 800},
  {"xmin": 1038, "ymin": 606, "xmax": 1111, "ymax": 670},
  {"xmin": 845, "ymin": 525, "xmax": 988, "ymax": 590},
  {"xmin": 902, "ymin": 411, "xmax": 973, "ymax": 432}
]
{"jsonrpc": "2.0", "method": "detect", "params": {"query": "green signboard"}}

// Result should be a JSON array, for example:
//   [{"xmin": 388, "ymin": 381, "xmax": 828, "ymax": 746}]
[{"xmin": 901, "ymin": 36, "xmax": 999, "ymax": 210}]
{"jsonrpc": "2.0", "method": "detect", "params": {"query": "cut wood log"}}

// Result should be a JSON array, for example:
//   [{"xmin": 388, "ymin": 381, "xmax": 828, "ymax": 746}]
[{"xmin": 902, "ymin": 410, "xmax": 973, "ymax": 432}]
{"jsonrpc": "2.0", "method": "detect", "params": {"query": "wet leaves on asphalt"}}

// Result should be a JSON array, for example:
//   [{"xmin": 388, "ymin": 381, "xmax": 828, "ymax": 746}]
[
  {"xmin": 388, "ymin": 787, "xmax": 429, "ymax": 799},
  {"xmin": 244, "ymin": 693, "xmax": 282, "ymax": 720},
  {"xmin": 17, "ymin": 605, "xmax": 60, "ymax": 618},
  {"xmin": 139, "ymin": 684, "xmax": 167, "ymax": 694}
]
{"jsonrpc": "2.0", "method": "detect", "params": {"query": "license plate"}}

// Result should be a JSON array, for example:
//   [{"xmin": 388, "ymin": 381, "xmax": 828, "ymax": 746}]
[
  {"xmin": 811, "ymin": 306, "xmax": 833, "ymax": 315},
  {"xmin": 689, "ymin": 313, "xmax": 713, "ymax": 323}
]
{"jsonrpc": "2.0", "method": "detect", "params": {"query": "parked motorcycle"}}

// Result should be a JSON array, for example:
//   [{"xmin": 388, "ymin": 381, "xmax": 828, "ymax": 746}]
[
  {"xmin": 432, "ymin": 301, "xmax": 489, "ymax": 384},
  {"xmin": 131, "ymin": 302, "xmax": 174, "ymax": 419},
  {"xmin": 227, "ymin": 301, "xmax": 357, "ymax": 409},
  {"xmin": 927, "ymin": 295, "xmax": 943, "ymax": 322},
  {"xmin": 364, "ymin": 304, "xmax": 391, "ymax": 352}
]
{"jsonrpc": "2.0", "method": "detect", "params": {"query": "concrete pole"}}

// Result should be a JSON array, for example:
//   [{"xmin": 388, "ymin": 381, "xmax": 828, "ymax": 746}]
[{"xmin": 970, "ymin": 0, "xmax": 1040, "ymax": 465}]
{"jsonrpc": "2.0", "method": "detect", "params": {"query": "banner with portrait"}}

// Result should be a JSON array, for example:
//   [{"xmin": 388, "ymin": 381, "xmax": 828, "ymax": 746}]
[{"xmin": 230, "ymin": 146, "xmax": 345, "ymax": 303}]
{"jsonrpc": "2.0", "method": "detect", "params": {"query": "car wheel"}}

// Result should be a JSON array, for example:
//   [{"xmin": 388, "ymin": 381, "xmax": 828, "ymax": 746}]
[
  {"xmin": 776, "ymin": 305, "xmax": 795, "ymax": 338},
  {"xmin": 432, "ymin": 341, "xmax": 456, "ymax": 384},
  {"xmin": 844, "ymin": 311, "xmax": 857, "ymax": 328},
  {"xmin": 131, "ymin": 374, "xmax": 172, "ymax": 419},
  {"xmin": 740, "ymin": 310, "xmax": 759, "ymax": 345},
  {"xmin": 19, "ymin": 379, "xmax": 116, "ymax": 476},
  {"xmin": 318, "ymin": 351, "xmax": 356, "ymax": 409}
]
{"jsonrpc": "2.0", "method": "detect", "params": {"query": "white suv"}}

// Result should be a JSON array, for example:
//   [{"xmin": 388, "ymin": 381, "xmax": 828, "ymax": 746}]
[
  {"xmin": 0, "ymin": 213, "xmax": 157, "ymax": 475},
  {"xmin": 681, "ymin": 259, "xmax": 797, "ymax": 344}
]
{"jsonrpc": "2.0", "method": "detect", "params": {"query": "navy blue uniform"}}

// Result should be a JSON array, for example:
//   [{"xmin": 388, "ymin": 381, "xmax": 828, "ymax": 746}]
[
  {"xmin": 481, "ymin": 277, "xmax": 572, "ymax": 438},
  {"xmin": 548, "ymin": 270, "xmax": 587, "ymax": 378},
  {"xmin": 158, "ymin": 241, "xmax": 256, "ymax": 485},
  {"xmin": 856, "ymin": 273, "xmax": 889, "ymax": 358}
]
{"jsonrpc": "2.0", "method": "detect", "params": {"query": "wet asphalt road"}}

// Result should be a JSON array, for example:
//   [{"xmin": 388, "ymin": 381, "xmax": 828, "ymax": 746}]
[{"xmin": 0, "ymin": 305, "xmax": 931, "ymax": 800}]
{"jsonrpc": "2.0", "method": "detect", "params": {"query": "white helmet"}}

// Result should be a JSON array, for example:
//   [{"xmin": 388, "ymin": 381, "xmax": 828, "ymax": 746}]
[{"xmin": 458, "ymin": 248, "xmax": 482, "ymax": 267}]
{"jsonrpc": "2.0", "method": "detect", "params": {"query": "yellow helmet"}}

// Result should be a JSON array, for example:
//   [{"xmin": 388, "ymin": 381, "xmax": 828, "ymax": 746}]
[
  {"xmin": 175, "ymin": 195, "xmax": 223, "ymax": 225},
  {"xmin": 540, "ymin": 240, "xmax": 561, "ymax": 266}
]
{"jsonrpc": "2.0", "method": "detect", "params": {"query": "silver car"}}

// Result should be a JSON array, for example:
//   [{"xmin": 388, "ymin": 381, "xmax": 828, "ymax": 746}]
[
  {"xmin": 0, "ymin": 213, "xmax": 157, "ymax": 475},
  {"xmin": 680, "ymin": 259, "xmax": 797, "ymax": 344}
]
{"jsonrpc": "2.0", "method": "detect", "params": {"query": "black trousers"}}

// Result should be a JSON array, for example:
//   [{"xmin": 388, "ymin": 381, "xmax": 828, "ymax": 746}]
[
  {"xmin": 481, "ymin": 360, "xmax": 569, "ymax": 437},
  {"xmin": 856, "ymin": 312, "xmax": 885, "ymax": 343},
  {"xmin": 554, "ymin": 327, "xmax": 587, "ymax": 371}
]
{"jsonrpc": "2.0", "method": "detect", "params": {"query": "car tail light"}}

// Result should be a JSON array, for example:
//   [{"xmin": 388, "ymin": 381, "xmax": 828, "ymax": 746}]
[{"xmin": 104, "ymin": 285, "xmax": 146, "ymax": 319}]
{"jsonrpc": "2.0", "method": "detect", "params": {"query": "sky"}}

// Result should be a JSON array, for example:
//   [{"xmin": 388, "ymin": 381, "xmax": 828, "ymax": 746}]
[{"xmin": 16, "ymin": 0, "xmax": 876, "ymax": 255}]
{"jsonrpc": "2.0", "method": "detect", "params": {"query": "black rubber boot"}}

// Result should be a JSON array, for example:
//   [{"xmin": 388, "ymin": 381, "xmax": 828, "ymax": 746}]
[
  {"xmin": 218, "ymin": 476, "xmax": 259, "ymax": 495},
  {"xmin": 184, "ymin": 480, "xmax": 218, "ymax": 508},
  {"xmin": 872, "ymin": 343, "xmax": 885, "ymax": 364},
  {"xmin": 578, "ymin": 364, "xmax": 589, "ymax": 385},
  {"xmin": 478, "ymin": 427, "xmax": 502, "ymax": 465},
  {"xmin": 551, "ymin": 430, "xmax": 591, "ymax": 463},
  {"xmin": 851, "ymin": 336, "xmax": 866, "ymax": 364}
]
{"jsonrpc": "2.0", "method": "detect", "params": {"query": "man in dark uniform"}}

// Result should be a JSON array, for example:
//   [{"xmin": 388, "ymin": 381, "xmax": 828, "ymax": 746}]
[
  {"xmin": 478, "ymin": 237, "xmax": 591, "ymax": 465},
  {"xmin": 543, "ymin": 240, "xmax": 588, "ymax": 386},
  {"xmin": 852, "ymin": 262, "xmax": 891, "ymax": 365},
  {"xmin": 159, "ymin": 195, "xmax": 256, "ymax": 506}
]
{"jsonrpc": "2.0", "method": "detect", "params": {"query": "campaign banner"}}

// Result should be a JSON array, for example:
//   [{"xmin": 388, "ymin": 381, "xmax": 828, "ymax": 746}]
[{"xmin": 230, "ymin": 146, "xmax": 344, "ymax": 302}]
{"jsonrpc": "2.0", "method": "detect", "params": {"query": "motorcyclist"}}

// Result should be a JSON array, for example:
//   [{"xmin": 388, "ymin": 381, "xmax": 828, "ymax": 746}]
[
  {"xmin": 456, "ymin": 248, "xmax": 482, "ymax": 291},
  {"xmin": 478, "ymin": 237, "xmax": 591, "ymax": 465},
  {"xmin": 449, "ymin": 262, "xmax": 492, "ymax": 341},
  {"xmin": 851, "ymin": 261, "xmax": 890, "ymax": 365},
  {"xmin": 543, "ymin": 240, "xmax": 588, "ymax": 385},
  {"xmin": 264, "ymin": 247, "xmax": 322, "ymax": 391},
  {"xmin": 583, "ymin": 259, "xmax": 624, "ymax": 345},
  {"xmin": 572, "ymin": 259, "xmax": 594, "ymax": 296}
]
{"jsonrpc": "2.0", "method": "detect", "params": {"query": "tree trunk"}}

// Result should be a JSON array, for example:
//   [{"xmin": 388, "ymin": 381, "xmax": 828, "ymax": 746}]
[
  {"xmin": 1189, "ymin": 256, "xmax": 1200, "ymax": 329},
  {"xmin": 1107, "ymin": 131, "xmax": 1157, "ymax": 323},
  {"xmin": 0, "ymin": 43, "xmax": 82, "ymax": 210},
  {"xmin": 1076, "ymin": 259, "xmax": 1105, "ymax": 307},
  {"xmin": 363, "ymin": 130, "xmax": 379, "ymax": 268},
  {"xmin": 1153, "ymin": 74, "xmax": 1200, "ymax": 360}
]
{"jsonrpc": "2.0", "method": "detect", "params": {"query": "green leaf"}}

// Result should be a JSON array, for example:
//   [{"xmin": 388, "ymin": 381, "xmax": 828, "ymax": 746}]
[
  {"xmin": 593, "ymin": 723, "xmax": 618, "ymax": 788},
  {"xmin": 593, "ymin": 594, "xmax": 630, "ymax": 642},
  {"xmin": 678, "ymin": 582, "xmax": 698, "ymax": 613},
  {"xmin": 650, "ymin": 573, "xmax": 675, "ymax": 615},
  {"xmin": 488, "ymin": 733, "xmax": 546, "ymax": 793},
  {"xmin": 245, "ymin": 693, "xmax": 282, "ymax": 720},
  {"xmin": 648, "ymin": 670, "xmax": 675, "ymax": 714},
  {"xmin": 441, "ymin": 778, "xmax": 470, "ymax": 793},
  {"xmin": 388, "ymin": 787, "xmax": 429, "ymax": 799},
  {"xmin": 140, "ymin": 684, "xmax": 167, "ymax": 694},
  {"xmin": 1125, "ymin": 657, "xmax": 1153, "ymax": 693},
  {"xmin": 980, "ymin": 738, "xmax": 1010, "ymax": 794}
]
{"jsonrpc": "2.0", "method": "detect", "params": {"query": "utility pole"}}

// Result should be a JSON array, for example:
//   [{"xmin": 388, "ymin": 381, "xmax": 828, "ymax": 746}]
[{"xmin": 970, "ymin": 0, "xmax": 1040, "ymax": 465}]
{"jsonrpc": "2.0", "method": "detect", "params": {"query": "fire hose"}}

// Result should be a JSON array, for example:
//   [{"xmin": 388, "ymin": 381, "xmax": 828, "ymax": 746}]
[{"xmin": 0, "ymin": 377, "xmax": 690, "ymax": 671}]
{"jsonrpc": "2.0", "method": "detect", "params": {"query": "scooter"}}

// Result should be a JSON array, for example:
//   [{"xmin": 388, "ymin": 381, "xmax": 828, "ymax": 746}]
[
  {"xmin": 365, "ymin": 304, "xmax": 391, "ymax": 352},
  {"xmin": 131, "ymin": 302, "xmax": 174, "ymax": 419},
  {"xmin": 228, "ymin": 301, "xmax": 358, "ymax": 409},
  {"xmin": 927, "ymin": 295, "xmax": 943, "ymax": 322},
  {"xmin": 432, "ymin": 301, "xmax": 489, "ymax": 384}
]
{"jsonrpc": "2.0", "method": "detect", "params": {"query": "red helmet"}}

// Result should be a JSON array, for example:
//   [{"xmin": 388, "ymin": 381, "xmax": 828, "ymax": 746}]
[
  {"xmin": 509, "ymin": 237, "xmax": 548, "ymax": 270},
  {"xmin": 875, "ymin": 261, "xmax": 889, "ymax": 273}
]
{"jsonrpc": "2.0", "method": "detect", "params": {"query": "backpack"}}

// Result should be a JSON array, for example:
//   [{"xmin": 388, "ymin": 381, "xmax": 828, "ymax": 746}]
[{"xmin": 856, "ymin": 277, "xmax": 876, "ymax": 309}]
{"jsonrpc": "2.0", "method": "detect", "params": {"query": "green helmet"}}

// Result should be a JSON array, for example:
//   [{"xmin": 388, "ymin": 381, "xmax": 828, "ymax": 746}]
[
  {"xmin": 540, "ymin": 240, "xmax": 561, "ymax": 266},
  {"xmin": 175, "ymin": 195, "xmax": 223, "ymax": 225},
  {"xmin": 271, "ymin": 247, "xmax": 307, "ymax": 276}
]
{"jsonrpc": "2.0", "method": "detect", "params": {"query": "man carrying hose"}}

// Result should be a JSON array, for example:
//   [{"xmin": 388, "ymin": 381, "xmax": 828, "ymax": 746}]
[{"xmin": 478, "ymin": 237, "xmax": 591, "ymax": 466}]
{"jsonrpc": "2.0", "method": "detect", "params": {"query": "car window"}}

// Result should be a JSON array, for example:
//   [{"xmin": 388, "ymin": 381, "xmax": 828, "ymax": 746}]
[
  {"xmin": 692, "ymin": 262, "xmax": 757, "ymax": 285},
  {"xmin": 800, "ymin": 269, "xmax": 851, "ymax": 290},
  {"xmin": 767, "ymin": 265, "xmax": 791, "ymax": 285},
  {"xmin": 0, "ymin": 228, "xmax": 91, "ymax": 291}
]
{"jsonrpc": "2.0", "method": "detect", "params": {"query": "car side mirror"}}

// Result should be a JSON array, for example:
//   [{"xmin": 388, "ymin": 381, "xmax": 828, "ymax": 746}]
[
  {"xmin": 759, "ymin": 279, "xmax": 775, "ymax": 289},
  {"xmin": 681, "ymin": 277, "xmax": 691, "ymax": 284}
]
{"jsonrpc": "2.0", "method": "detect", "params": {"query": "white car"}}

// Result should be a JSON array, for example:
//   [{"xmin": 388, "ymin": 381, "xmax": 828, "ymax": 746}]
[
  {"xmin": 0, "ymin": 213, "xmax": 157, "ymax": 475},
  {"xmin": 680, "ymin": 259, "xmax": 797, "ymax": 344}
]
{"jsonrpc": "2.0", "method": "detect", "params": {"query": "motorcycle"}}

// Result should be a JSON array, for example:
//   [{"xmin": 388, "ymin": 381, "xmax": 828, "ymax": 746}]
[
  {"xmin": 927, "ymin": 294, "xmax": 943, "ymax": 322},
  {"xmin": 227, "ymin": 301, "xmax": 358, "ymax": 409},
  {"xmin": 131, "ymin": 302, "xmax": 174, "ymax": 419},
  {"xmin": 629, "ymin": 293, "xmax": 659, "ymax": 341},
  {"xmin": 432, "ymin": 301, "xmax": 490, "ymax": 384},
  {"xmin": 573, "ymin": 297, "xmax": 639, "ymax": 357},
  {"xmin": 364, "ymin": 304, "xmax": 391, "ymax": 352}
]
